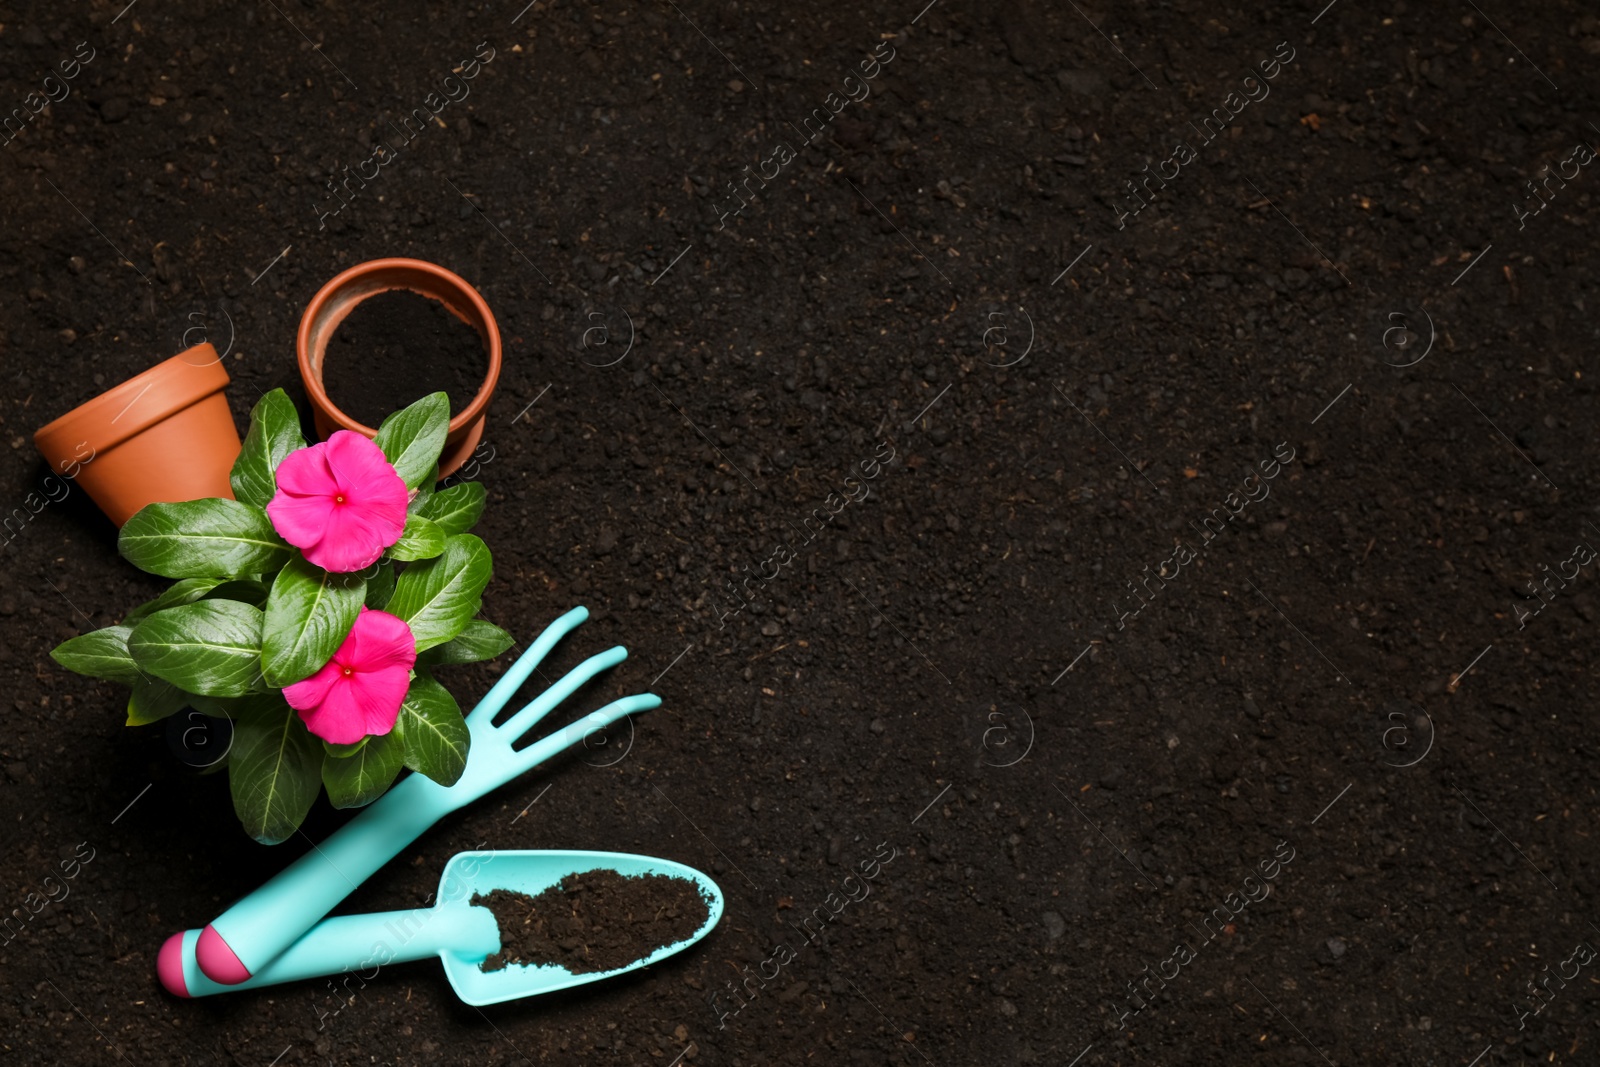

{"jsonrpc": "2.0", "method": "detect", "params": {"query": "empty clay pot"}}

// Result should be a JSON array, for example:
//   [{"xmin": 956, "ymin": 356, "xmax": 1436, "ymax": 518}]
[
  {"xmin": 33, "ymin": 344, "xmax": 241, "ymax": 527},
  {"xmin": 297, "ymin": 258, "xmax": 502, "ymax": 479}
]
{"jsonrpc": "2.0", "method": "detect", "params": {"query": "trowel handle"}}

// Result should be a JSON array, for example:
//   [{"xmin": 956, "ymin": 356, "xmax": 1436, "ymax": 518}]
[
  {"xmin": 195, "ymin": 771, "xmax": 457, "ymax": 984},
  {"xmin": 160, "ymin": 904, "xmax": 500, "ymax": 998}
]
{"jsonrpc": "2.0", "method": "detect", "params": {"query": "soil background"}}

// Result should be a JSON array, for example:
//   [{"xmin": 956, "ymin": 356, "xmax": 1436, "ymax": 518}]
[{"xmin": 1, "ymin": 1, "xmax": 1598, "ymax": 1065}]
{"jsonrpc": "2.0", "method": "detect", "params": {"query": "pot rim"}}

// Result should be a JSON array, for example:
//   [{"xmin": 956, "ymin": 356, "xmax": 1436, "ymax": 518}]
[
  {"xmin": 296, "ymin": 257, "xmax": 502, "ymax": 436},
  {"xmin": 33, "ymin": 344, "xmax": 229, "ymax": 457}
]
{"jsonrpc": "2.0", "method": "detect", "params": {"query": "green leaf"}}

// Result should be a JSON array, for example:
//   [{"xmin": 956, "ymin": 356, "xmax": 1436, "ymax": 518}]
[
  {"xmin": 419, "ymin": 619, "xmax": 514, "ymax": 667},
  {"xmin": 364, "ymin": 561, "xmax": 396, "ymax": 610},
  {"xmin": 393, "ymin": 670, "xmax": 469, "ymax": 787},
  {"xmin": 231, "ymin": 389, "xmax": 307, "ymax": 508},
  {"xmin": 52, "ymin": 625, "xmax": 143, "ymax": 685},
  {"xmin": 228, "ymin": 693, "xmax": 322, "ymax": 844},
  {"xmin": 127, "ymin": 676, "xmax": 189, "ymax": 726},
  {"xmin": 373, "ymin": 393, "xmax": 450, "ymax": 490},
  {"xmin": 321, "ymin": 730, "xmax": 406, "ymax": 809},
  {"xmin": 322, "ymin": 736, "xmax": 370, "ymax": 758},
  {"xmin": 388, "ymin": 514, "xmax": 446, "ymax": 562},
  {"xmin": 124, "ymin": 578, "xmax": 227, "ymax": 624},
  {"xmin": 187, "ymin": 694, "xmax": 235, "ymax": 718},
  {"xmin": 261, "ymin": 557, "xmax": 365, "ymax": 687},
  {"xmin": 205, "ymin": 579, "xmax": 271, "ymax": 608},
  {"xmin": 128, "ymin": 600, "xmax": 265, "ymax": 697},
  {"xmin": 417, "ymin": 481, "xmax": 485, "ymax": 536},
  {"xmin": 385, "ymin": 534, "xmax": 491, "ymax": 651},
  {"xmin": 407, "ymin": 464, "xmax": 440, "ymax": 515},
  {"xmin": 119, "ymin": 499, "xmax": 292, "ymax": 579}
]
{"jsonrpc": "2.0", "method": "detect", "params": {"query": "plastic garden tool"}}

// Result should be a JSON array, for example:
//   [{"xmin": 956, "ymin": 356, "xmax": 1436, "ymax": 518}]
[
  {"xmin": 196, "ymin": 606, "xmax": 661, "ymax": 984},
  {"xmin": 161, "ymin": 850, "xmax": 724, "ymax": 1005}
]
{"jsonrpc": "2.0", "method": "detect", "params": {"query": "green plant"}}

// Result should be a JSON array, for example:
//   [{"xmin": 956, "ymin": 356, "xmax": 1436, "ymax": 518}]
[{"xmin": 51, "ymin": 390, "xmax": 511, "ymax": 844}]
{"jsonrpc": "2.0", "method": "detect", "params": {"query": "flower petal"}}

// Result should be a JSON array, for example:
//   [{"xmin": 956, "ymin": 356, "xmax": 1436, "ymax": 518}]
[
  {"xmin": 345, "ymin": 608, "xmax": 417, "ymax": 672},
  {"xmin": 282, "ymin": 658, "xmax": 342, "ymax": 710},
  {"xmin": 266, "ymin": 491, "xmax": 334, "ymax": 552},
  {"xmin": 351, "ymin": 665, "xmax": 410, "ymax": 736},
  {"xmin": 272, "ymin": 440, "xmax": 338, "ymax": 497},
  {"xmin": 324, "ymin": 431, "xmax": 406, "ymax": 497},
  {"xmin": 302, "ymin": 534, "xmax": 381, "ymax": 573},
  {"xmin": 293, "ymin": 676, "xmax": 369, "ymax": 745},
  {"xmin": 310, "ymin": 499, "xmax": 405, "ymax": 572}
]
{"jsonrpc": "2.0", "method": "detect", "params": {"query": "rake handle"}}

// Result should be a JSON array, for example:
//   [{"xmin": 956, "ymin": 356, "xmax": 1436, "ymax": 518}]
[{"xmin": 197, "ymin": 771, "xmax": 456, "ymax": 983}]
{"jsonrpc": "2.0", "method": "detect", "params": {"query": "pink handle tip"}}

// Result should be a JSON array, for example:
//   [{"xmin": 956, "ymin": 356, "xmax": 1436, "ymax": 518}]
[
  {"xmin": 157, "ymin": 933, "xmax": 190, "ymax": 998},
  {"xmin": 196, "ymin": 924, "xmax": 252, "ymax": 984}
]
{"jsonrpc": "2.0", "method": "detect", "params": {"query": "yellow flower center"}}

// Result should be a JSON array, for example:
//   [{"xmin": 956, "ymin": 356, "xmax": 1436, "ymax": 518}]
[
  {"xmin": 334, "ymin": 494, "xmax": 347, "ymax": 504},
  {"xmin": 342, "ymin": 666, "xmax": 354, "ymax": 677}
]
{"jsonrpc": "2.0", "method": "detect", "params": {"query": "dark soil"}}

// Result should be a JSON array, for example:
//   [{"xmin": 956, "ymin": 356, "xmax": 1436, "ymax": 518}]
[
  {"xmin": 4, "ymin": 1, "xmax": 1600, "ymax": 1066},
  {"xmin": 323, "ymin": 289, "xmax": 487, "ymax": 427},
  {"xmin": 473, "ymin": 869, "xmax": 711, "ymax": 974}
]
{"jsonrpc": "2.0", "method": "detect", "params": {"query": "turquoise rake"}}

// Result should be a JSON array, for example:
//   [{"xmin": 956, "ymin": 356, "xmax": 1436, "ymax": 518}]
[
  {"xmin": 161, "ymin": 850, "xmax": 725, "ymax": 1005},
  {"xmin": 192, "ymin": 606, "xmax": 661, "ymax": 985}
]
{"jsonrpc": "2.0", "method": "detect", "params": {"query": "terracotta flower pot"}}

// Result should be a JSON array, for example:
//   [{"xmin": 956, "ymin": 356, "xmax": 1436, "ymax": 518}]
[
  {"xmin": 297, "ymin": 258, "xmax": 502, "ymax": 479},
  {"xmin": 33, "ymin": 345, "xmax": 241, "ymax": 527}
]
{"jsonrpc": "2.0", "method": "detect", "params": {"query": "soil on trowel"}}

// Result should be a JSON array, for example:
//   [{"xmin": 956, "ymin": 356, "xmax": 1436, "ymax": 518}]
[{"xmin": 473, "ymin": 868, "xmax": 711, "ymax": 975}]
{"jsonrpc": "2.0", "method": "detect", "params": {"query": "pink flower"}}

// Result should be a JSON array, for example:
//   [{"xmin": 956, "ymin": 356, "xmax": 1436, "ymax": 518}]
[
  {"xmin": 266, "ymin": 430, "xmax": 407, "ymax": 573},
  {"xmin": 284, "ymin": 607, "xmax": 417, "ymax": 744}
]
